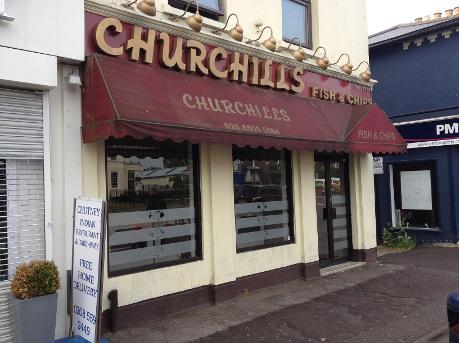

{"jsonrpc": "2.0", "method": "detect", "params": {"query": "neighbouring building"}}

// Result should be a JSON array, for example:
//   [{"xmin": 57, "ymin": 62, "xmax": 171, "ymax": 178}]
[
  {"xmin": 80, "ymin": 0, "xmax": 405, "ymax": 334},
  {"xmin": 0, "ymin": 0, "xmax": 84, "ymax": 340},
  {"xmin": 370, "ymin": 8, "xmax": 459, "ymax": 244}
]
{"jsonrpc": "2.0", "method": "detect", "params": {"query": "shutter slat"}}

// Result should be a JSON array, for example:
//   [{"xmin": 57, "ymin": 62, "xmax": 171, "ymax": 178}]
[{"xmin": 0, "ymin": 89, "xmax": 43, "ymax": 159}]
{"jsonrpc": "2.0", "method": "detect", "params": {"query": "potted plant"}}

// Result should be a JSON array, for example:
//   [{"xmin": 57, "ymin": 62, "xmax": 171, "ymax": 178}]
[{"xmin": 11, "ymin": 260, "xmax": 61, "ymax": 343}]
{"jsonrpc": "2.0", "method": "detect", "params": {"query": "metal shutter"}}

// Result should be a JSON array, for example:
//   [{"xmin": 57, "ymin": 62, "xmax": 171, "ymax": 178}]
[
  {"xmin": 0, "ymin": 88, "xmax": 45, "ymax": 343},
  {"xmin": 0, "ymin": 88, "xmax": 43, "ymax": 159}
]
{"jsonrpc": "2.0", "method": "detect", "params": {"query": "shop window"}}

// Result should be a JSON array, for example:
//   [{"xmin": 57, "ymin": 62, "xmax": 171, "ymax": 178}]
[
  {"xmin": 233, "ymin": 146, "xmax": 294, "ymax": 252},
  {"xmin": 168, "ymin": 0, "xmax": 224, "ymax": 21},
  {"xmin": 393, "ymin": 161, "xmax": 438, "ymax": 229},
  {"xmin": 106, "ymin": 138, "xmax": 201, "ymax": 276},
  {"xmin": 282, "ymin": 0, "xmax": 312, "ymax": 49}
]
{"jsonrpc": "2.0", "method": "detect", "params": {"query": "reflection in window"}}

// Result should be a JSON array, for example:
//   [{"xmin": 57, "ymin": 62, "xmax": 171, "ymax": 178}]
[
  {"xmin": 233, "ymin": 146, "xmax": 294, "ymax": 252},
  {"xmin": 393, "ymin": 161, "xmax": 438, "ymax": 229},
  {"xmin": 106, "ymin": 139, "xmax": 200, "ymax": 275},
  {"xmin": 110, "ymin": 172, "xmax": 118, "ymax": 189},
  {"xmin": 282, "ymin": 0, "xmax": 312, "ymax": 48}
]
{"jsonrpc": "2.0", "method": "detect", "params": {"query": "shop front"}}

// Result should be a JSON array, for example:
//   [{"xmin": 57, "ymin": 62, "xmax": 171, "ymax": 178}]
[
  {"xmin": 374, "ymin": 117, "xmax": 459, "ymax": 243},
  {"xmin": 82, "ymin": 9, "xmax": 405, "ymax": 331}
]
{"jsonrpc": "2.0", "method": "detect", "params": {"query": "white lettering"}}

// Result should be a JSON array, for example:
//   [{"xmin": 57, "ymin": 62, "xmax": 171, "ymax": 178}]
[{"xmin": 445, "ymin": 123, "xmax": 459, "ymax": 135}]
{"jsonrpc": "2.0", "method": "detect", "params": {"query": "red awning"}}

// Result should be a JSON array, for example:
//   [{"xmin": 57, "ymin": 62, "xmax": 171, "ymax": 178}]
[{"xmin": 83, "ymin": 54, "xmax": 406, "ymax": 154}]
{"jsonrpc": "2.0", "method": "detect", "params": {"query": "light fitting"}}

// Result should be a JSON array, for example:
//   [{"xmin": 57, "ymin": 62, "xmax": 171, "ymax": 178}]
[
  {"xmin": 65, "ymin": 72, "xmax": 82, "ymax": 87},
  {"xmin": 331, "ymin": 53, "xmax": 353, "ymax": 75},
  {"xmin": 309, "ymin": 46, "xmax": 329, "ymax": 69},
  {"xmin": 169, "ymin": 0, "xmax": 203, "ymax": 32},
  {"xmin": 212, "ymin": 13, "xmax": 244, "ymax": 42},
  {"xmin": 276, "ymin": 38, "xmax": 306, "ymax": 62},
  {"xmin": 353, "ymin": 61, "xmax": 372, "ymax": 81},
  {"xmin": 122, "ymin": 0, "xmax": 156, "ymax": 16},
  {"xmin": 246, "ymin": 26, "xmax": 277, "ymax": 52}
]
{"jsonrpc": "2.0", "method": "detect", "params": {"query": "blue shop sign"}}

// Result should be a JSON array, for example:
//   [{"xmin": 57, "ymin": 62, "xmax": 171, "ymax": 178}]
[{"xmin": 396, "ymin": 117, "xmax": 459, "ymax": 148}]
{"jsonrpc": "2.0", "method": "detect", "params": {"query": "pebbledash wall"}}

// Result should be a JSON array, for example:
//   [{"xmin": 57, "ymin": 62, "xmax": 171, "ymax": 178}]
[
  {"xmin": 0, "ymin": 0, "xmax": 84, "ymax": 340},
  {"xmin": 79, "ymin": 0, "xmax": 379, "ymax": 332}
]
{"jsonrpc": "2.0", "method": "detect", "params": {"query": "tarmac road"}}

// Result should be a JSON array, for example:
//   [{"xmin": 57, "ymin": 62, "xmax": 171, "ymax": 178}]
[{"xmin": 104, "ymin": 246, "xmax": 459, "ymax": 343}]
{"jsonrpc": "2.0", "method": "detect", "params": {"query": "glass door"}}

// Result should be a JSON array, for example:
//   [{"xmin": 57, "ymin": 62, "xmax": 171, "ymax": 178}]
[{"xmin": 315, "ymin": 155, "xmax": 352, "ymax": 267}]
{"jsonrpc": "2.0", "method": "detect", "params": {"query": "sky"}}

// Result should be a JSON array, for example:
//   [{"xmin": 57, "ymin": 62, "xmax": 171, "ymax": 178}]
[{"xmin": 367, "ymin": 0, "xmax": 459, "ymax": 35}]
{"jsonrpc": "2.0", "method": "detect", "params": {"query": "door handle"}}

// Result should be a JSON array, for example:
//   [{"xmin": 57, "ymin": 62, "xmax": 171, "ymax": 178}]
[
  {"xmin": 323, "ymin": 207, "xmax": 328, "ymax": 220},
  {"xmin": 332, "ymin": 207, "xmax": 337, "ymax": 220}
]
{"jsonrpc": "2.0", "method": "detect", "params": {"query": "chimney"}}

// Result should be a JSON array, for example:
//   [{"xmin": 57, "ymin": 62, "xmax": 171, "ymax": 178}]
[
  {"xmin": 433, "ymin": 12, "xmax": 442, "ymax": 19},
  {"xmin": 455, "ymin": 7, "xmax": 459, "ymax": 15},
  {"xmin": 445, "ymin": 9, "xmax": 454, "ymax": 17},
  {"xmin": 414, "ymin": 17, "xmax": 423, "ymax": 23},
  {"xmin": 423, "ymin": 15, "xmax": 431, "ymax": 21}
]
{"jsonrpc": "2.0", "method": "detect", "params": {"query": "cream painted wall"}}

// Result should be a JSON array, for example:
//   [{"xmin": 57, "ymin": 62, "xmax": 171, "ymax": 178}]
[
  {"xmin": 107, "ymin": 0, "xmax": 369, "ymax": 68},
  {"xmin": 349, "ymin": 153, "xmax": 377, "ymax": 250},
  {"xmin": 298, "ymin": 151, "xmax": 319, "ymax": 263},
  {"xmin": 313, "ymin": 0, "xmax": 369, "ymax": 66}
]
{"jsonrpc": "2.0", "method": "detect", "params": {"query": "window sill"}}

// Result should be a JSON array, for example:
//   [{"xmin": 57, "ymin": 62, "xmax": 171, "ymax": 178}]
[
  {"xmin": 237, "ymin": 240, "xmax": 296, "ymax": 254},
  {"xmin": 159, "ymin": 3, "xmax": 225, "ymax": 32},
  {"xmin": 405, "ymin": 227, "xmax": 441, "ymax": 232},
  {"xmin": 108, "ymin": 256, "xmax": 203, "ymax": 278}
]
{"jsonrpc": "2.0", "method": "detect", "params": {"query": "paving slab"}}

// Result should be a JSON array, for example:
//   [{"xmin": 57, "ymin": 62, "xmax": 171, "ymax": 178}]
[{"xmin": 103, "ymin": 246, "xmax": 459, "ymax": 343}]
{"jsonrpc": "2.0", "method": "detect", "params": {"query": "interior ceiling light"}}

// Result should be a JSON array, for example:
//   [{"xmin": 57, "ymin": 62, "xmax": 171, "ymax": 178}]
[
  {"xmin": 353, "ymin": 61, "xmax": 372, "ymax": 81},
  {"xmin": 212, "ymin": 13, "xmax": 244, "ymax": 42},
  {"xmin": 276, "ymin": 38, "xmax": 306, "ymax": 62},
  {"xmin": 331, "ymin": 53, "xmax": 353, "ymax": 75},
  {"xmin": 246, "ymin": 26, "xmax": 277, "ymax": 52}
]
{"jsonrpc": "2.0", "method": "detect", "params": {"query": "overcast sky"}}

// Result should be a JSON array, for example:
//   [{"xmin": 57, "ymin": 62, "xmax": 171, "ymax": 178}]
[{"xmin": 367, "ymin": 0, "xmax": 459, "ymax": 34}]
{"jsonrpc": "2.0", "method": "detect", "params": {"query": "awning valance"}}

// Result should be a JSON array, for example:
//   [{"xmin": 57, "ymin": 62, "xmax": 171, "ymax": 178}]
[{"xmin": 83, "ymin": 54, "xmax": 406, "ymax": 154}]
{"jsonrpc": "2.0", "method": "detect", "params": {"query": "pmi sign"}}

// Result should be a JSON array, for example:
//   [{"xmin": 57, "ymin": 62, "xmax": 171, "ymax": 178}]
[
  {"xmin": 397, "ymin": 118, "xmax": 459, "ymax": 149},
  {"xmin": 72, "ymin": 198, "xmax": 106, "ymax": 343}
]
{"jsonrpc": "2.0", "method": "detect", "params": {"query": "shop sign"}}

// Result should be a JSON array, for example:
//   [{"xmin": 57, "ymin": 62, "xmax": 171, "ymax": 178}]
[
  {"xmin": 72, "ymin": 197, "xmax": 106, "ymax": 343},
  {"xmin": 396, "ymin": 117, "xmax": 459, "ymax": 149},
  {"xmin": 373, "ymin": 157, "xmax": 384, "ymax": 174},
  {"xmin": 85, "ymin": 12, "xmax": 372, "ymax": 105},
  {"xmin": 310, "ymin": 86, "xmax": 373, "ymax": 105}
]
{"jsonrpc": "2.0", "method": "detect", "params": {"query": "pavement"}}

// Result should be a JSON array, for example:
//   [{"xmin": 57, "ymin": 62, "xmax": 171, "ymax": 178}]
[{"xmin": 103, "ymin": 246, "xmax": 459, "ymax": 343}]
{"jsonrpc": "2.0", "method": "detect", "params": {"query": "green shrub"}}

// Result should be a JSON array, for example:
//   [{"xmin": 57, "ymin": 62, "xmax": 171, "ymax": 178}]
[
  {"xmin": 11, "ymin": 260, "xmax": 61, "ymax": 299},
  {"xmin": 382, "ymin": 223, "xmax": 416, "ymax": 249}
]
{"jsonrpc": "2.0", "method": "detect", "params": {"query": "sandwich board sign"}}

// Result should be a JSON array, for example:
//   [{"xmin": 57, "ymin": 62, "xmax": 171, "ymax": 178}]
[{"xmin": 71, "ymin": 197, "xmax": 106, "ymax": 343}]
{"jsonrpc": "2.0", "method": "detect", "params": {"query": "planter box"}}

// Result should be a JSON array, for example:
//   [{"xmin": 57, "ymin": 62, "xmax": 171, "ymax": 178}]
[{"xmin": 16, "ymin": 293, "xmax": 58, "ymax": 343}]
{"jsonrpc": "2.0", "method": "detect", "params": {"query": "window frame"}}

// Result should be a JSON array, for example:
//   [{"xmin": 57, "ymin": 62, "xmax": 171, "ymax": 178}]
[
  {"xmin": 232, "ymin": 146, "xmax": 295, "ymax": 254},
  {"xmin": 110, "ymin": 171, "xmax": 118, "ymax": 189},
  {"xmin": 392, "ymin": 160, "xmax": 439, "ymax": 230},
  {"xmin": 282, "ymin": 0, "xmax": 313, "ymax": 50},
  {"xmin": 168, "ymin": 0, "xmax": 224, "ymax": 21},
  {"xmin": 105, "ymin": 141, "xmax": 203, "ymax": 278}
]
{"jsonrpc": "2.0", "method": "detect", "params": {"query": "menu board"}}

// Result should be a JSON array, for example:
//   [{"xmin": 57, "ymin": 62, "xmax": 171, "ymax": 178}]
[
  {"xmin": 72, "ymin": 198, "xmax": 105, "ymax": 343},
  {"xmin": 400, "ymin": 170, "xmax": 432, "ymax": 210}
]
